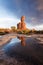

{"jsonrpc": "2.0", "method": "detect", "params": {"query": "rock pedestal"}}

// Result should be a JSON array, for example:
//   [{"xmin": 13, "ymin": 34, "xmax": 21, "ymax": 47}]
[{"xmin": 17, "ymin": 16, "xmax": 26, "ymax": 30}]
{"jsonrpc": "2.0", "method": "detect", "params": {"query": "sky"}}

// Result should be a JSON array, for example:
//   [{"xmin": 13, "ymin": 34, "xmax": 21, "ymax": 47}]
[{"xmin": 0, "ymin": 0, "xmax": 43, "ymax": 30}]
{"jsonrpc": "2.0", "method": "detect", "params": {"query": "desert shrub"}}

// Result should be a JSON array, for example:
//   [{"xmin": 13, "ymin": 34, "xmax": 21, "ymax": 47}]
[
  {"xmin": 0, "ymin": 32, "xmax": 5, "ymax": 35},
  {"xmin": 17, "ymin": 29, "xmax": 23, "ymax": 34}
]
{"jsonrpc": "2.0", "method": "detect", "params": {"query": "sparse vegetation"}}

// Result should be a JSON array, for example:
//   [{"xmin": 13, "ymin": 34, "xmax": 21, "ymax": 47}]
[
  {"xmin": 0, "ymin": 27, "xmax": 43, "ymax": 35},
  {"xmin": 11, "ymin": 26, "xmax": 17, "ymax": 32}
]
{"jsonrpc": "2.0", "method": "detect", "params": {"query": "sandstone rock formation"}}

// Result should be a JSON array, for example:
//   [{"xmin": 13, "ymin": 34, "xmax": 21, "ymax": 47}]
[{"xmin": 17, "ymin": 16, "xmax": 26, "ymax": 30}]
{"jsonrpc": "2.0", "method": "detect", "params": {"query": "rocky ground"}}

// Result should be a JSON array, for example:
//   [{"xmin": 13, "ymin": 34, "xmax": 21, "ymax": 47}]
[{"xmin": 0, "ymin": 34, "xmax": 43, "ymax": 65}]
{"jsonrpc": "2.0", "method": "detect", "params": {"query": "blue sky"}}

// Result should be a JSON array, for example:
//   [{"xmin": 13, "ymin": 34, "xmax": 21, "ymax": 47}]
[{"xmin": 0, "ymin": 0, "xmax": 43, "ymax": 30}]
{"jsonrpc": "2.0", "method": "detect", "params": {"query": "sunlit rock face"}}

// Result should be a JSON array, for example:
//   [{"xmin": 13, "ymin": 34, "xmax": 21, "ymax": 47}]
[
  {"xmin": 17, "ymin": 22, "xmax": 21, "ymax": 30},
  {"xmin": 17, "ymin": 16, "xmax": 26, "ymax": 30}
]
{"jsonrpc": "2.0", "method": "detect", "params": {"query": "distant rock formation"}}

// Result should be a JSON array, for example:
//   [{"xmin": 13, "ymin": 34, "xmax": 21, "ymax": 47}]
[{"xmin": 17, "ymin": 16, "xmax": 26, "ymax": 30}]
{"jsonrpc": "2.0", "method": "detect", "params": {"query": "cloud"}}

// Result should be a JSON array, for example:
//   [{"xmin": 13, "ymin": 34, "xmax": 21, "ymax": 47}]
[
  {"xmin": 0, "ymin": 0, "xmax": 43, "ymax": 30},
  {"xmin": 35, "ymin": 24, "xmax": 43, "ymax": 30},
  {"xmin": 37, "ymin": 0, "xmax": 43, "ymax": 11},
  {"xmin": 0, "ymin": 7, "xmax": 20, "ymax": 28},
  {"xmin": 0, "ymin": 17, "xmax": 20, "ymax": 28},
  {"xmin": 27, "ymin": 16, "xmax": 43, "ymax": 26},
  {"xmin": 36, "ymin": 0, "xmax": 43, "ymax": 19}
]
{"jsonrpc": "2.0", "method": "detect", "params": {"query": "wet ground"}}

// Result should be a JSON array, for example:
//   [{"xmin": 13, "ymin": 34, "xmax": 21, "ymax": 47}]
[{"xmin": 0, "ymin": 36, "xmax": 43, "ymax": 65}]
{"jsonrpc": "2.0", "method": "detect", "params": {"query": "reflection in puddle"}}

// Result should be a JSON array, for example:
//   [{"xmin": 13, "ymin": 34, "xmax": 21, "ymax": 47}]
[
  {"xmin": 18, "ymin": 36, "xmax": 26, "ymax": 46},
  {"xmin": 2, "ymin": 36, "xmax": 43, "ymax": 65}
]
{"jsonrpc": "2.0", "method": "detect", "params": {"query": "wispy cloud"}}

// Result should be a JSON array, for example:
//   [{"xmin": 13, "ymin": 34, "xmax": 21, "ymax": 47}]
[
  {"xmin": 37, "ymin": 0, "xmax": 43, "ymax": 11},
  {"xmin": 0, "ymin": 17, "xmax": 19, "ymax": 28},
  {"xmin": 35, "ymin": 24, "xmax": 43, "ymax": 30},
  {"xmin": 0, "ymin": 0, "xmax": 43, "ymax": 30},
  {"xmin": 0, "ymin": 7, "xmax": 20, "ymax": 28}
]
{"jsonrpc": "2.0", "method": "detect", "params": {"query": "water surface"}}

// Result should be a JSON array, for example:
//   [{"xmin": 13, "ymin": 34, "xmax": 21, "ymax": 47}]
[{"xmin": 0, "ymin": 36, "xmax": 43, "ymax": 65}]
